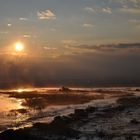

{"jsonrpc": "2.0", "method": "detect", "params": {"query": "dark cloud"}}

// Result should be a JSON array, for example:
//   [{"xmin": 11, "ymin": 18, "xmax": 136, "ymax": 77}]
[{"xmin": 69, "ymin": 43, "xmax": 140, "ymax": 52}]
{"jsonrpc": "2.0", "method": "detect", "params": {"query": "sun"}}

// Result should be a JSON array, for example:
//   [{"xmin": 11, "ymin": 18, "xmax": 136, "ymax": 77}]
[{"xmin": 15, "ymin": 42, "xmax": 24, "ymax": 52}]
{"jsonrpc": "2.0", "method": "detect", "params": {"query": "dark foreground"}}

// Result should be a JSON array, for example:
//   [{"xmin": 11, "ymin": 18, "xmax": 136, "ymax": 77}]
[{"xmin": 0, "ymin": 94, "xmax": 140, "ymax": 140}]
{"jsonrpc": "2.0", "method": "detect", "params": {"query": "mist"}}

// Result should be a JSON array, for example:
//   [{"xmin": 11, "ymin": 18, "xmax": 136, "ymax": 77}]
[{"xmin": 0, "ymin": 43, "xmax": 140, "ymax": 88}]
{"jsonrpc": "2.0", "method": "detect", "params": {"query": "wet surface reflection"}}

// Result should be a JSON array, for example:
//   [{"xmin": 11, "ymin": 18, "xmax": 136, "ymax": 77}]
[{"xmin": 0, "ymin": 94, "xmax": 24, "ymax": 112}]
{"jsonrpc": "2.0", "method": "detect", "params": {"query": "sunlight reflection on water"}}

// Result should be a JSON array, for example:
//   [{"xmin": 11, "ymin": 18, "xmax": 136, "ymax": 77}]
[
  {"xmin": 0, "ymin": 95, "xmax": 24, "ymax": 112},
  {"xmin": 0, "ymin": 94, "xmax": 28, "ymax": 131}
]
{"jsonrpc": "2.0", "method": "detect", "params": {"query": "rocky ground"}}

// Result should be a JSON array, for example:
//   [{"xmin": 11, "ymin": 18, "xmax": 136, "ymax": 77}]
[{"xmin": 0, "ymin": 93, "xmax": 140, "ymax": 140}]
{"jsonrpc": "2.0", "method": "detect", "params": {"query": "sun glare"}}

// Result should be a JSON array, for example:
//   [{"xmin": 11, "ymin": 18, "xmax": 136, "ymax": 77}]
[
  {"xmin": 15, "ymin": 42, "xmax": 24, "ymax": 52},
  {"xmin": 17, "ymin": 89, "xmax": 24, "ymax": 93}
]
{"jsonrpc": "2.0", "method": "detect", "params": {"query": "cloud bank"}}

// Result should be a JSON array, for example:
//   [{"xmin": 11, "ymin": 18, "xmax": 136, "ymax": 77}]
[{"xmin": 0, "ymin": 43, "xmax": 140, "ymax": 88}]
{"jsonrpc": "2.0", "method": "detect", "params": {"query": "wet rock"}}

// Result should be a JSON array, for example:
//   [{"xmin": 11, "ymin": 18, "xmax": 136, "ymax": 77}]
[
  {"xmin": 59, "ymin": 87, "xmax": 71, "ymax": 92},
  {"xmin": 53, "ymin": 116, "xmax": 72, "ymax": 124},
  {"xmin": 34, "ymin": 120, "xmax": 80, "ymax": 138},
  {"xmin": 74, "ymin": 109, "xmax": 87, "ymax": 118},
  {"xmin": 130, "ymin": 119, "xmax": 139, "ymax": 124},
  {"xmin": 52, "ymin": 116, "xmax": 70, "ymax": 125},
  {"xmin": 105, "ymin": 105, "xmax": 126, "ymax": 113},
  {"xmin": 85, "ymin": 106, "xmax": 97, "ymax": 113},
  {"xmin": 95, "ymin": 130, "xmax": 106, "ymax": 138},
  {"xmin": 135, "ymin": 89, "xmax": 140, "ymax": 91},
  {"xmin": 0, "ymin": 129, "xmax": 41, "ymax": 140},
  {"xmin": 117, "ymin": 96, "xmax": 140, "ymax": 107}
]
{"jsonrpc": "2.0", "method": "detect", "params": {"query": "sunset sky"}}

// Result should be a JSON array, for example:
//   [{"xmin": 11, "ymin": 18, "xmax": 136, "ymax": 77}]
[
  {"xmin": 0, "ymin": 0, "xmax": 140, "ymax": 88},
  {"xmin": 0, "ymin": 0, "xmax": 140, "ymax": 46}
]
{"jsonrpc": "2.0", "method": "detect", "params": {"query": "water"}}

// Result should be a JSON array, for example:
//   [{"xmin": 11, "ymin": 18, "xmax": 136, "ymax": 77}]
[
  {"xmin": 0, "ymin": 87, "xmax": 139, "ymax": 132},
  {"xmin": 0, "ymin": 94, "xmax": 26, "ymax": 131}
]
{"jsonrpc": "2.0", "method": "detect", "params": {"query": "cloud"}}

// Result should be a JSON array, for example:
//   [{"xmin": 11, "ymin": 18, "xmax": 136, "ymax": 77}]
[
  {"xmin": 37, "ymin": 10, "xmax": 56, "ymax": 20},
  {"xmin": 83, "ymin": 23, "xmax": 94, "ymax": 28},
  {"xmin": 19, "ymin": 17, "xmax": 28, "ymax": 21},
  {"xmin": 7, "ymin": 23, "xmax": 12, "ymax": 27},
  {"xmin": 44, "ymin": 46, "xmax": 57, "ymax": 50},
  {"xmin": 109, "ymin": 0, "xmax": 140, "ymax": 5},
  {"xmin": 85, "ymin": 6, "xmax": 112, "ymax": 14},
  {"xmin": 129, "ymin": 19, "xmax": 140, "ymax": 23},
  {"xmin": 120, "ymin": 7, "xmax": 140, "ymax": 14},
  {"xmin": 102, "ymin": 7, "xmax": 112, "ymax": 14},
  {"xmin": 68, "ymin": 43, "xmax": 140, "ymax": 53},
  {"xmin": 23, "ymin": 34, "xmax": 31, "ymax": 38},
  {"xmin": 85, "ymin": 7, "xmax": 95, "ymax": 13},
  {"xmin": 62, "ymin": 40, "xmax": 80, "ymax": 48},
  {"xmin": 128, "ymin": 0, "xmax": 140, "ymax": 5}
]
